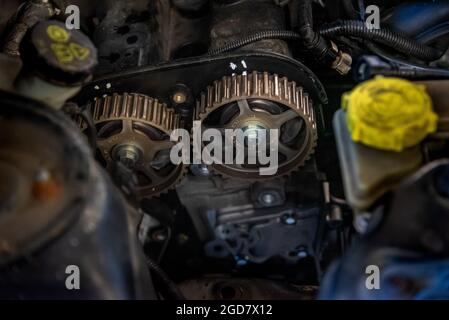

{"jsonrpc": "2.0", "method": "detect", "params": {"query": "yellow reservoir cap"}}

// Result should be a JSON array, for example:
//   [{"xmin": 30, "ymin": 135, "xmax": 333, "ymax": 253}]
[{"xmin": 342, "ymin": 77, "xmax": 438, "ymax": 152}]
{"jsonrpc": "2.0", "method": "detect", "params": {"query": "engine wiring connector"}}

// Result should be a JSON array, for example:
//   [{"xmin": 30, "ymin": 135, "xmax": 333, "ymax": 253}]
[{"xmin": 330, "ymin": 41, "xmax": 352, "ymax": 75}]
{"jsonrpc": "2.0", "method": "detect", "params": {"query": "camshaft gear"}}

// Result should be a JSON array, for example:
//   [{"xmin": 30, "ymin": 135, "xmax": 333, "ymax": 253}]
[
  {"xmin": 195, "ymin": 71, "xmax": 317, "ymax": 180},
  {"xmin": 80, "ymin": 93, "xmax": 184, "ymax": 198}
]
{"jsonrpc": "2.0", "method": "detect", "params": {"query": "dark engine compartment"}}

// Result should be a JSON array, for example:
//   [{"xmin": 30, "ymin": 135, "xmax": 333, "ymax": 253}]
[{"xmin": 1, "ymin": 0, "xmax": 449, "ymax": 300}]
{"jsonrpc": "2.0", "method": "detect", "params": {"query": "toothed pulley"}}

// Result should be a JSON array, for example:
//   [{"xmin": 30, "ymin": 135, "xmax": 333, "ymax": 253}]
[
  {"xmin": 195, "ymin": 71, "xmax": 317, "ymax": 180},
  {"xmin": 80, "ymin": 93, "xmax": 184, "ymax": 198}
]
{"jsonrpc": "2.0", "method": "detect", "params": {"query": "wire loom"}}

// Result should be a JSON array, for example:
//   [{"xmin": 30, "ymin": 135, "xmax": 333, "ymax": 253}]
[{"xmin": 209, "ymin": 22, "xmax": 443, "ymax": 62}]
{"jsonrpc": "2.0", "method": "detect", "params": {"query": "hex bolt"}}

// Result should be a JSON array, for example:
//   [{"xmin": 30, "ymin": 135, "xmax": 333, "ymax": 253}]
[
  {"xmin": 261, "ymin": 193, "xmax": 276, "ymax": 205},
  {"xmin": 172, "ymin": 91, "xmax": 187, "ymax": 104},
  {"xmin": 281, "ymin": 214, "xmax": 297, "ymax": 225}
]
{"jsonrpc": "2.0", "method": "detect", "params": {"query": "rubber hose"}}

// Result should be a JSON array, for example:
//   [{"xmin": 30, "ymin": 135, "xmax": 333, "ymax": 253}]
[
  {"xmin": 208, "ymin": 23, "xmax": 442, "ymax": 63},
  {"xmin": 320, "ymin": 20, "xmax": 443, "ymax": 61},
  {"xmin": 363, "ymin": 43, "xmax": 449, "ymax": 79},
  {"xmin": 146, "ymin": 257, "xmax": 185, "ymax": 300},
  {"xmin": 208, "ymin": 0, "xmax": 332, "ymax": 60},
  {"xmin": 208, "ymin": 30, "xmax": 301, "ymax": 55},
  {"xmin": 298, "ymin": 0, "xmax": 334, "ymax": 62}
]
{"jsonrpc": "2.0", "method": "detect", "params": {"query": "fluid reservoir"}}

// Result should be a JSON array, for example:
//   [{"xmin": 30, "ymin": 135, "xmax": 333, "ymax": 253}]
[
  {"xmin": 334, "ymin": 77, "xmax": 438, "ymax": 211},
  {"xmin": 343, "ymin": 77, "xmax": 437, "ymax": 152},
  {"xmin": 14, "ymin": 20, "xmax": 97, "ymax": 109}
]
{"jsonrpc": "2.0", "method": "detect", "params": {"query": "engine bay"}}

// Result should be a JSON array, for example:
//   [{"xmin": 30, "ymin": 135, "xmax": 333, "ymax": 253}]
[{"xmin": 1, "ymin": 0, "xmax": 449, "ymax": 300}]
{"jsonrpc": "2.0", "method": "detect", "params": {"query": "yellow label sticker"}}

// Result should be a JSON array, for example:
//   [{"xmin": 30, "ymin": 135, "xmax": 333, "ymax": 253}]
[
  {"xmin": 47, "ymin": 25, "xmax": 70, "ymax": 43},
  {"xmin": 50, "ymin": 42, "xmax": 91, "ymax": 65},
  {"xmin": 51, "ymin": 43, "xmax": 74, "ymax": 64},
  {"xmin": 69, "ymin": 43, "xmax": 90, "ymax": 61}
]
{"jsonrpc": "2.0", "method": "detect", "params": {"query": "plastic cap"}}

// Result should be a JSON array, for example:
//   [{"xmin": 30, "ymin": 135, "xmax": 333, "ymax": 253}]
[
  {"xmin": 21, "ymin": 20, "xmax": 97, "ymax": 86},
  {"xmin": 342, "ymin": 77, "xmax": 438, "ymax": 152}
]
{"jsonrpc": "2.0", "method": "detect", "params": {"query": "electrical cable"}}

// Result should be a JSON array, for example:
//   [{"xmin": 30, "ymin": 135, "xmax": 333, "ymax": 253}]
[{"xmin": 320, "ymin": 20, "xmax": 443, "ymax": 62}]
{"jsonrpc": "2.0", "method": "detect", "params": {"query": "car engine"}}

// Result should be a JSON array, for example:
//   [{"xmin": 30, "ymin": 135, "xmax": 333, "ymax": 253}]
[{"xmin": 1, "ymin": 0, "xmax": 449, "ymax": 300}]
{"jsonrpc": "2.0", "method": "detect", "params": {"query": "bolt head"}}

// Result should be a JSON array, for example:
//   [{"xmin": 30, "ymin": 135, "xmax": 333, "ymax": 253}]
[
  {"xmin": 262, "ymin": 193, "xmax": 276, "ymax": 205},
  {"xmin": 281, "ymin": 214, "xmax": 297, "ymax": 225},
  {"xmin": 173, "ymin": 92, "xmax": 187, "ymax": 104},
  {"xmin": 235, "ymin": 256, "xmax": 248, "ymax": 266}
]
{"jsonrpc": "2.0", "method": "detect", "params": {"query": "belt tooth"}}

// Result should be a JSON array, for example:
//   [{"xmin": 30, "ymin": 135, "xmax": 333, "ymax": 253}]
[
  {"xmin": 142, "ymin": 97, "xmax": 149, "ymax": 121},
  {"xmin": 263, "ymin": 72, "xmax": 269, "ymax": 96},
  {"xmin": 221, "ymin": 78, "xmax": 226, "ymax": 100},
  {"xmin": 251, "ymin": 71, "xmax": 258, "ymax": 95},
  {"xmin": 282, "ymin": 78, "xmax": 289, "ymax": 103},
  {"xmin": 273, "ymin": 74, "xmax": 279, "ymax": 98},
  {"xmin": 103, "ymin": 98, "xmax": 110, "ymax": 119},
  {"xmin": 296, "ymin": 89, "xmax": 300, "ymax": 110},
  {"xmin": 121, "ymin": 94, "xmax": 128, "ymax": 117},
  {"xmin": 138, "ymin": 95, "xmax": 145, "ymax": 118},
  {"xmin": 160, "ymin": 103, "xmax": 165, "ymax": 127},
  {"xmin": 132, "ymin": 94, "xmax": 139, "ymax": 118},
  {"xmin": 224, "ymin": 76, "xmax": 230, "ymax": 100},
  {"xmin": 106, "ymin": 96, "xmax": 112, "ymax": 119},
  {"xmin": 131, "ymin": 94, "xmax": 138, "ymax": 118},
  {"xmin": 169, "ymin": 113, "xmax": 174, "ymax": 130},
  {"xmin": 289, "ymin": 81, "xmax": 293, "ymax": 104},
  {"xmin": 165, "ymin": 106, "xmax": 171, "ymax": 128},
  {"xmin": 117, "ymin": 94, "xmax": 123, "ymax": 117},
  {"xmin": 291, "ymin": 82, "xmax": 297, "ymax": 105},
  {"xmin": 119, "ymin": 94, "xmax": 125, "ymax": 117},
  {"xmin": 110, "ymin": 96, "xmax": 117, "ymax": 117},
  {"xmin": 311, "ymin": 105, "xmax": 316, "ymax": 127},
  {"xmin": 97, "ymin": 97, "xmax": 104, "ymax": 120},
  {"xmin": 126, "ymin": 94, "xmax": 132, "ymax": 118},
  {"xmin": 161, "ymin": 105, "xmax": 166, "ymax": 127},
  {"xmin": 242, "ymin": 73, "xmax": 248, "ymax": 96},
  {"xmin": 147, "ymin": 98, "xmax": 153, "ymax": 122},
  {"xmin": 155, "ymin": 99, "xmax": 161, "ymax": 125},
  {"xmin": 164, "ymin": 106, "xmax": 169, "ymax": 129},
  {"xmin": 214, "ymin": 81, "xmax": 220, "ymax": 104},
  {"xmin": 304, "ymin": 94, "xmax": 310, "ymax": 117},
  {"xmin": 168, "ymin": 112, "xmax": 172, "ymax": 130},
  {"xmin": 93, "ymin": 100, "xmax": 99, "ymax": 120},
  {"xmin": 109, "ymin": 95, "xmax": 116, "ymax": 119},
  {"xmin": 206, "ymin": 87, "xmax": 212, "ymax": 111},
  {"xmin": 168, "ymin": 109, "xmax": 173, "ymax": 129},
  {"xmin": 150, "ymin": 99, "xmax": 157, "ymax": 122},
  {"xmin": 158, "ymin": 101, "xmax": 164, "ymax": 126},
  {"xmin": 153, "ymin": 99, "xmax": 158, "ymax": 124},
  {"xmin": 231, "ymin": 75, "xmax": 238, "ymax": 98}
]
